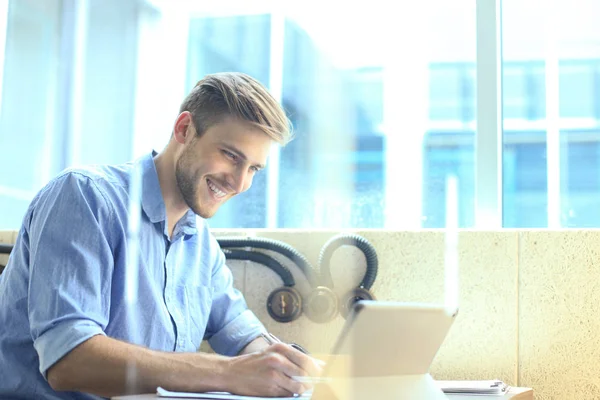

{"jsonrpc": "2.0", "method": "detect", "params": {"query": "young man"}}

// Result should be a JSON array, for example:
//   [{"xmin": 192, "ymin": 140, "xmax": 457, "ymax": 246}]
[{"xmin": 0, "ymin": 72, "xmax": 320, "ymax": 399}]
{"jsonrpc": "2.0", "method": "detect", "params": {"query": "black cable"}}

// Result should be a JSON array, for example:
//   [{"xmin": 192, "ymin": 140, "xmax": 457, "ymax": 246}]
[
  {"xmin": 222, "ymin": 248, "xmax": 295, "ymax": 287},
  {"xmin": 217, "ymin": 237, "xmax": 317, "ymax": 287},
  {"xmin": 0, "ymin": 243, "xmax": 13, "ymax": 254},
  {"xmin": 318, "ymin": 234, "xmax": 378, "ymax": 290},
  {"xmin": 0, "ymin": 244, "xmax": 11, "ymax": 274}
]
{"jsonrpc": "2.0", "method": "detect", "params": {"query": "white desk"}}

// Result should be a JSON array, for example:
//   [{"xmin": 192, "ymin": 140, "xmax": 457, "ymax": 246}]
[{"xmin": 112, "ymin": 386, "xmax": 533, "ymax": 400}]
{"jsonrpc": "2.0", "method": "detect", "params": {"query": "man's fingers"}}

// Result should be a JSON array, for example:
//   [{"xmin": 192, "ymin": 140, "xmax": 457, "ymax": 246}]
[
  {"xmin": 270, "ymin": 343, "xmax": 323, "ymax": 377},
  {"xmin": 265, "ymin": 350, "xmax": 307, "ymax": 380},
  {"xmin": 262, "ymin": 363, "xmax": 308, "ymax": 397},
  {"xmin": 274, "ymin": 374, "xmax": 308, "ymax": 396}
]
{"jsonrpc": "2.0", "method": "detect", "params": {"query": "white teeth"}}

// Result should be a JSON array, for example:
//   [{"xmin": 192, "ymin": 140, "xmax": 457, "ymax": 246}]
[{"xmin": 208, "ymin": 180, "xmax": 226, "ymax": 198}]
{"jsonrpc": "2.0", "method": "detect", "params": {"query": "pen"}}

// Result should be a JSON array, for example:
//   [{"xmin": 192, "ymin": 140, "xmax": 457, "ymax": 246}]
[
  {"xmin": 260, "ymin": 332, "xmax": 326, "ymax": 369},
  {"xmin": 260, "ymin": 332, "xmax": 311, "ymax": 355}
]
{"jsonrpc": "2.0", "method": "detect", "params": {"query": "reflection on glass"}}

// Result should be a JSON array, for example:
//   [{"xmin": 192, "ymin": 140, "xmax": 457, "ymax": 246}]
[
  {"xmin": 185, "ymin": 1, "xmax": 476, "ymax": 229},
  {"xmin": 502, "ymin": 0, "xmax": 600, "ymax": 227},
  {"xmin": 0, "ymin": 0, "xmax": 61, "ymax": 228},
  {"xmin": 0, "ymin": 0, "xmax": 140, "ymax": 229},
  {"xmin": 0, "ymin": 1, "xmax": 478, "ymax": 229}
]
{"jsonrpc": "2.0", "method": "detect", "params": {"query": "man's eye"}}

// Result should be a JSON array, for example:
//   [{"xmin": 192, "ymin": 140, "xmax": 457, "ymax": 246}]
[
  {"xmin": 250, "ymin": 166, "xmax": 260, "ymax": 172},
  {"xmin": 223, "ymin": 150, "xmax": 237, "ymax": 161}
]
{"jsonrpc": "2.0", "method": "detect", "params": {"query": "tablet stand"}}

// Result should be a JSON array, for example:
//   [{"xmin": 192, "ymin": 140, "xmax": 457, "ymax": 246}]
[{"xmin": 311, "ymin": 373, "xmax": 448, "ymax": 400}]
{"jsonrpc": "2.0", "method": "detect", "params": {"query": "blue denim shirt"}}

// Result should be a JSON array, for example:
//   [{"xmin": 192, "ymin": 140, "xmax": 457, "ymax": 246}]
[{"xmin": 0, "ymin": 153, "xmax": 265, "ymax": 399}]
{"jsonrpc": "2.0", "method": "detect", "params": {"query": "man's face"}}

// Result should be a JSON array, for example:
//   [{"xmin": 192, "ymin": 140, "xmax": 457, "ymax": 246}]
[{"xmin": 175, "ymin": 118, "xmax": 273, "ymax": 218}]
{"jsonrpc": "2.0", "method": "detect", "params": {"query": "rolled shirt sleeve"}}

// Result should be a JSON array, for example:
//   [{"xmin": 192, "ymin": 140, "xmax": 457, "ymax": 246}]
[
  {"xmin": 26, "ymin": 172, "xmax": 117, "ymax": 377},
  {"xmin": 205, "ymin": 246, "xmax": 266, "ymax": 356}
]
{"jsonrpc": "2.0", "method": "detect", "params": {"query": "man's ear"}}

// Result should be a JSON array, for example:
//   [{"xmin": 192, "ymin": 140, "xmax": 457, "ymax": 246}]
[{"xmin": 173, "ymin": 112, "xmax": 194, "ymax": 145}]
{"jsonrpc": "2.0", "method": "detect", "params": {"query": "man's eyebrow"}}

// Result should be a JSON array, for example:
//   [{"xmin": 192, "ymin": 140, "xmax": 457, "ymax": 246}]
[{"xmin": 222, "ymin": 144, "xmax": 266, "ymax": 169}]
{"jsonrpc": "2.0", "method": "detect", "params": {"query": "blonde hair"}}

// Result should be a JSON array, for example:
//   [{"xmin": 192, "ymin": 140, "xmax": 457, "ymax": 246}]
[{"xmin": 179, "ymin": 72, "xmax": 293, "ymax": 145}]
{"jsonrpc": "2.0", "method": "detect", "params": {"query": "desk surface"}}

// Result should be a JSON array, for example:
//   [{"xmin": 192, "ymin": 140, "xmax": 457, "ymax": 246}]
[{"xmin": 112, "ymin": 386, "xmax": 533, "ymax": 400}]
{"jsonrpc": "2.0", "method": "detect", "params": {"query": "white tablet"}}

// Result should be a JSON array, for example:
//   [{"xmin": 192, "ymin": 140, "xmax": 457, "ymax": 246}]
[{"xmin": 323, "ymin": 300, "xmax": 458, "ymax": 378}]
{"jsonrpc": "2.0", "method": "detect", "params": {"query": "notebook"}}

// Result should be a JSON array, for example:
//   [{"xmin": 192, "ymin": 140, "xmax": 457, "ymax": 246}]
[{"xmin": 156, "ymin": 386, "xmax": 311, "ymax": 399}]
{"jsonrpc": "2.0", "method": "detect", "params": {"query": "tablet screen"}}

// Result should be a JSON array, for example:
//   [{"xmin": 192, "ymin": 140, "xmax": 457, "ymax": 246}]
[{"xmin": 322, "ymin": 301, "xmax": 457, "ymax": 378}]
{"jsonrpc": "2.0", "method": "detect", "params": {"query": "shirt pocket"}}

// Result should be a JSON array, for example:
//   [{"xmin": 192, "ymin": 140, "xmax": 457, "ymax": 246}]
[{"xmin": 184, "ymin": 283, "xmax": 214, "ymax": 350}]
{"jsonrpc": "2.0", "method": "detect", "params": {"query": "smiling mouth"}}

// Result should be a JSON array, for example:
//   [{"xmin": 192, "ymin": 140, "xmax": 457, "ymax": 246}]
[{"xmin": 207, "ymin": 178, "xmax": 227, "ymax": 199}]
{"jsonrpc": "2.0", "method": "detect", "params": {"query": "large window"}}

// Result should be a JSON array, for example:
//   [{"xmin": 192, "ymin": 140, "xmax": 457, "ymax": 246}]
[
  {"xmin": 184, "ymin": 1, "xmax": 477, "ymax": 229},
  {"xmin": 0, "ymin": 0, "xmax": 61, "ymax": 228},
  {"xmin": 502, "ymin": 0, "xmax": 600, "ymax": 227},
  {"xmin": 1, "ymin": 0, "xmax": 600, "ymax": 229},
  {"xmin": 0, "ymin": 0, "xmax": 140, "ymax": 228}
]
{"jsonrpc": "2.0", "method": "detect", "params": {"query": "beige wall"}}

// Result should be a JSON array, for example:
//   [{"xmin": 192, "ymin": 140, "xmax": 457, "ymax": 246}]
[
  {"xmin": 2, "ymin": 229, "xmax": 600, "ymax": 399},
  {"xmin": 213, "ymin": 230, "xmax": 600, "ymax": 400}
]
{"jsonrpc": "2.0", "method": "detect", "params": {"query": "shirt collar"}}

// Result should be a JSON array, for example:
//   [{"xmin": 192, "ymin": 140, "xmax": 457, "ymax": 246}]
[
  {"xmin": 177, "ymin": 210, "xmax": 199, "ymax": 236},
  {"xmin": 140, "ymin": 151, "xmax": 198, "ymax": 235}
]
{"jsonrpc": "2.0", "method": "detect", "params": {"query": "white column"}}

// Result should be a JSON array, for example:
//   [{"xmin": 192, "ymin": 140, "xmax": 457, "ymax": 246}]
[
  {"xmin": 67, "ymin": 0, "xmax": 88, "ymax": 167},
  {"xmin": 544, "ymin": 0, "xmax": 561, "ymax": 228},
  {"xmin": 475, "ymin": 0, "xmax": 503, "ymax": 228},
  {"xmin": 383, "ymin": 3, "xmax": 428, "ymax": 229},
  {"xmin": 445, "ymin": 175, "xmax": 459, "ymax": 312},
  {"xmin": 0, "ymin": 0, "xmax": 9, "ymax": 115},
  {"xmin": 266, "ymin": 3, "xmax": 285, "ymax": 228},
  {"xmin": 132, "ymin": 2, "xmax": 189, "ymax": 158}
]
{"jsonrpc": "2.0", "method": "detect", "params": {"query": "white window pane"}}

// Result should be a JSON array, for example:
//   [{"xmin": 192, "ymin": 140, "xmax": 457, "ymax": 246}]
[
  {"xmin": 0, "ymin": 0, "xmax": 61, "ymax": 228},
  {"xmin": 502, "ymin": 0, "xmax": 600, "ymax": 227},
  {"xmin": 559, "ymin": 63, "xmax": 595, "ymax": 118},
  {"xmin": 0, "ymin": 0, "xmax": 146, "ymax": 229}
]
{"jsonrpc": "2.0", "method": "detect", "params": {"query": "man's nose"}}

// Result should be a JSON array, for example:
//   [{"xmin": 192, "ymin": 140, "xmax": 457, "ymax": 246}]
[{"xmin": 228, "ymin": 167, "xmax": 249, "ymax": 194}]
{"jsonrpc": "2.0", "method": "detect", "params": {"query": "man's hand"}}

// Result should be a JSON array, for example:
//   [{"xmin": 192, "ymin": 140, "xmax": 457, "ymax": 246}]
[
  {"xmin": 47, "ymin": 335, "xmax": 323, "ymax": 398},
  {"xmin": 225, "ymin": 343, "xmax": 323, "ymax": 397}
]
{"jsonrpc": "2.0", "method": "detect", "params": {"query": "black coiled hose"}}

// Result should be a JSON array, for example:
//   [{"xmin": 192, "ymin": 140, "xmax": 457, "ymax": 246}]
[
  {"xmin": 0, "ymin": 244, "xmax": 12, "ymax": 254},
  {"xmin": 222, "ymin": 248, "xmax": 295, "ymax": 287},
  {"xmin": 0, "ymin": 243, "xmax": 11, "ymax": 274},
  {"xmin": 217, "ymin": 237, "xmax": 317, "ymax": 287},
  {"xmin": 318, "ymin": 233, "xmax": 378, "ymax": 290}
]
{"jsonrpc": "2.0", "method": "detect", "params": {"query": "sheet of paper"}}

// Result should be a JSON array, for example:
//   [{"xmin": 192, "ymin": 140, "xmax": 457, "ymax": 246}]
[
  {"xmin": 436, "ymin": 380, "xmax": 507, "ymax": 394},
  {"xmin": 157, "ymin": 387, "xmax": 311, "ymax": 400}
]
